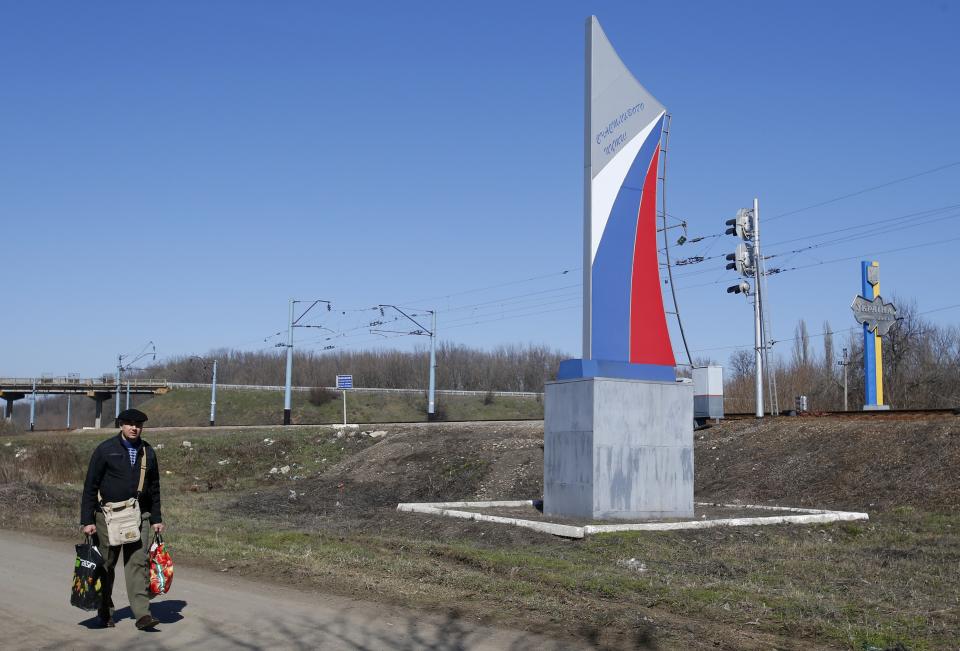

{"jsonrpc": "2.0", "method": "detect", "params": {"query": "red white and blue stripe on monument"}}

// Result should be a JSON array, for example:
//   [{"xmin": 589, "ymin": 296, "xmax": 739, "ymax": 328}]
[{"xmin": 589, "ymin": 114, "xmax": 675, "ymax": 373}]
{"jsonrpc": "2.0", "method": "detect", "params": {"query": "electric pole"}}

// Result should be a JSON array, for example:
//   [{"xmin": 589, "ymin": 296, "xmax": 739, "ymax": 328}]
[
  {"xmin": 67, "ymin": 372, "xmax": 78, "ymax": 430},
  {"xmin": 114, "ymin": 342, "xmax": 156, "ymax": 425},
  {"xmin": 283, "ymin": 298, "xmax": 294, "ymax": 425},
  {"xmin": 375, "ymin": 305, "xmax": 437, "ymax": 418},
  {"xmin": 429, "ymin": 311, "xmax": 437, "ymax": 416},
  {"xmin": 30, "ymin": 378, "xmax": 36, "ymax": 432},
  {"xmin": 210, "ymin": 359, "xmax": 218, "ymax": 426},
  {"xmin": 281, "ymin": 299, "xmax": 332, "ymax": 425},
  {"xmin": 725, "ymin": 199, "xmax": 764, "ymax": 418},
  {"xmin": 189, "ymin": 356, "xmax": 219, "ymax": 425},
  {"xmin": 838, "ymin": 347, "xmax": 850, "ymax": 411},
  {"xmin": 115, "ymin": 354, "xmax": 122, "ymax": 423}
]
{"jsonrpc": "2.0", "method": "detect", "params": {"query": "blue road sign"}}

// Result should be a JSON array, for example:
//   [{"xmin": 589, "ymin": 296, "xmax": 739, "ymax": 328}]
[{"xmin": 336, "ymin": 374, "xmax": 353, "ymax": 390}]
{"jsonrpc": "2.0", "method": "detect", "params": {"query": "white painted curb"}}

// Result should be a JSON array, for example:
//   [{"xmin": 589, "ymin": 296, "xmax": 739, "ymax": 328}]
[
  {"xmin": 396, "ymin": 500, "xmax": 869, "ymax": 539},
  {"xmin": 398, "ymin": 502, "xmax": 583, "ymax": 538}
]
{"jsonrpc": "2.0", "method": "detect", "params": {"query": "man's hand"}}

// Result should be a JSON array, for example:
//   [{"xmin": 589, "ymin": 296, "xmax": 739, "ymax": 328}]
[
  {"xmin": 81, "ymin": 524, "xmax": 96, "ymax": 535},
  {"xmin": 152, "ymin": 522, "xmax": 165, "ymax": 534}
]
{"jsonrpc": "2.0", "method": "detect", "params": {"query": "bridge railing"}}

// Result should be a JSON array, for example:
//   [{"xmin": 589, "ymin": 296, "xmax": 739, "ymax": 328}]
[
  {"xmin": 0, "ymin": 378, "xmax": 169, "ymax": 388},
  {"xmin": 0, "ymin": 378, "xmax": 539, "ymax": 398}
]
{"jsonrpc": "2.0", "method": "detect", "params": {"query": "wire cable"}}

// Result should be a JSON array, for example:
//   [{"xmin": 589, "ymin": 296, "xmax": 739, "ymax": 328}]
[
  {"xmin": 396, "ymin": 268, "xmax": 580, "ymax": 306},
  {"xmin": 673, "ymin": 232, "xmax": 960, "ymax": 290},
  {"xmin": 659, "ymin": 114, "xmax": 693, "ymax": 365},
  {"xmin": 690, "ymin": 301, "xmax": 960, "ymax": 355},
  {"xmin": 766, "ymin": 161, "xmax": 960, "ymax": 223}
]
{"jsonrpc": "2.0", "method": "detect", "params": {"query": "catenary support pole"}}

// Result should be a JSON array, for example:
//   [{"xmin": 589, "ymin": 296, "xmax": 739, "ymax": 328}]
[
  {"xmin": 753, "ymin": 198, "xmax": 764, "ymax": 418},
  {"xmin": 115, "ymin": 354, "xmax": 122, "ymax": 424},
  {"xmin": 30, "ymin": 379, "xmax": 36, "ymax": 431},
  {"xmin": 428, "ymin": 311, "xmax": 437, "ymax": 417},
  {"xmin": 842, "ymin": 348, "xmax": 849, "ymax": 411},
  {"xmin": 283, "ymin": 298, "xmax": 294, "ymax": 425},
  {"xmin": 209, "ymin": 359, "xmax": 217, "ymax": 426},
  {"xmin": 376, "ymin": 304, "xmax": 436, "ymax": 419},
  {"xmin": 125, "ymin": 381, "xmax": 130, "ymax": 409},
  {"xmin": 67, "ymin": 394, "xmax": 71, "ymax": 430}
]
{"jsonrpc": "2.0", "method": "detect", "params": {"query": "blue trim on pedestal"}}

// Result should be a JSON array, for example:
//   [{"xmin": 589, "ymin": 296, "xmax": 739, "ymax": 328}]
[{"xmin": 557, "ymin": 359, "xmax": 676, "ymax": 382}]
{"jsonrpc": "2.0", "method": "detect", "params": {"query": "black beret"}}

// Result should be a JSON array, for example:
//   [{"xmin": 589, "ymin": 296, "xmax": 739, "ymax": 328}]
[{"xmin": 117, "ymin": 408, "xmax": 148, "ymax": 423}]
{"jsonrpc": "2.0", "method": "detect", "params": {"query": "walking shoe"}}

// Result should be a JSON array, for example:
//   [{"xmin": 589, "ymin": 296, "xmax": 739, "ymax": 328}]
[
  {"xmin": 98, "ymin": 614, "xmax": 115, "ymax": 628},
  {"xmin": 135, "ymin": 615, "xmax": 160, "ymax": 630}
]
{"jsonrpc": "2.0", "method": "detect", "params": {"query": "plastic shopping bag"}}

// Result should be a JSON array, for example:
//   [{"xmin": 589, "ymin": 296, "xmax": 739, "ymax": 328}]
[
  {"xmin": 148, "ymin": 533, "xmax": 174, "ymax": 598},
  {"xmin": 70, "ymin": 536, "xmax": 104, "ymax": 611}
]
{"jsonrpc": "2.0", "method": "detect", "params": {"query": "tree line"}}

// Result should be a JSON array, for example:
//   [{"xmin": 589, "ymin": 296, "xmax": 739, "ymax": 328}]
[
  {"xmin": 723, "ymin": 297, "xmax": 960, "ymax": 412},
  {"xmin": 137, "ymin": 342, "xmax": 567, "ymax": 393}
]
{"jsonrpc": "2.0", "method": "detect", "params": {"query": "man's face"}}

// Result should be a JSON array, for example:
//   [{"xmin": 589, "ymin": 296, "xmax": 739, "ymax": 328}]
[{"xmin": 120, "ymin": 420, "xmax": 144, "ymax": 441}]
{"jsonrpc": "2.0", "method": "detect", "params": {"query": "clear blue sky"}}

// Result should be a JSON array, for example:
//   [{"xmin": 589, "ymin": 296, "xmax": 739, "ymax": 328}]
[{"xmin": 2, "ymin": 1, "xmax": 958, "ymax": 378}]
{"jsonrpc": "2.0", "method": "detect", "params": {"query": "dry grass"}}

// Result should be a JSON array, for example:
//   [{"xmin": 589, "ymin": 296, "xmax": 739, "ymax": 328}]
[
  {"xmin": 1, "ymin": 420, "xmax": 958, "ymax": 649},
  {"xmin": 0, "ymin": 420, "xmax": 22, "ymax": 437},
  {"xmin": 0, "ymin": 439, "xmax": 84, "ymax": 484}
]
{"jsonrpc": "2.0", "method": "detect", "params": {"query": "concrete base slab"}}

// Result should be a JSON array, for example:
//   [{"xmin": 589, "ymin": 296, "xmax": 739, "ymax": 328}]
[{"xmin": 396, "ymin": 500, "xmax": 869, "ymax": 539}]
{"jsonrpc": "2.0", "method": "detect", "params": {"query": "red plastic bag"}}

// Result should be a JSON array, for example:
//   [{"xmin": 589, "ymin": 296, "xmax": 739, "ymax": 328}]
[{"xmin": 148, "ymin": 533, "xmax": 174, "ymax": 597}]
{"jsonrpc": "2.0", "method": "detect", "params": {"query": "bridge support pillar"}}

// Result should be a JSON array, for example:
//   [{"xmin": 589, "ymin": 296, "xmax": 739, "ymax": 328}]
[
  {"xmin": 1, "ymin": 393, "xmax": 25, "ymax": 422},
  {"xmin": 87, "ymin": 392, "xmax": 113, "ymax": 429}
]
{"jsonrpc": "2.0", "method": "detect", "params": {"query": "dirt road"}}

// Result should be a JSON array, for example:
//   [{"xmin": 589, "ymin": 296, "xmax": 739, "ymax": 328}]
[{"xmin": 0, "ymin": 530, "xmax": 582, "ymax": 651}]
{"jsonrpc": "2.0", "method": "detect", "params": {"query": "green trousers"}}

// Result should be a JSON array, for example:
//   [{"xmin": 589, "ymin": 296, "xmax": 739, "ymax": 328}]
[{"xmin": 94, "ymin": 510, "xmax": 152, "ymax": 620}]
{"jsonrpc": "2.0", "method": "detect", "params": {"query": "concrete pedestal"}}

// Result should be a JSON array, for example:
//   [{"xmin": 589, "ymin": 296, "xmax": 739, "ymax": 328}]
[{"xmin": 544, "ymin": 377, "xmax": 693, "ymax": 520}]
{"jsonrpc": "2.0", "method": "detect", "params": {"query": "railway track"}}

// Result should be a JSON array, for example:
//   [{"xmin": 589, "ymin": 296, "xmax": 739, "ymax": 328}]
[
  {"xmin": 723, "ymin": 407, "xmax": 959, "ymax": 420},
  {"xmin": 18, "ymin": 410, "xmax": 959, "ymax": 433}
]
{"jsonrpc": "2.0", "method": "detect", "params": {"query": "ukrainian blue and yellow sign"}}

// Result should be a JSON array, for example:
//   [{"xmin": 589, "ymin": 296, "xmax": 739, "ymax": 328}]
[{"xmin": 853, "ymin": 261, "xmax": 897, "ymax": 409}]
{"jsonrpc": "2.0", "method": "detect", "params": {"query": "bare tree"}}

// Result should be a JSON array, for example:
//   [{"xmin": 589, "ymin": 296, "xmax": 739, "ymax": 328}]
[
  {"xmin": 792, "ymin": 319, "xmax": 811, "ymax": 368},
  {"xmin": 724, "ymin": 301, "xmax": 959, "ymax": 412},
  {"xmin": 822, "ymin": 321, "xmax": 834, "ymax": 374}
]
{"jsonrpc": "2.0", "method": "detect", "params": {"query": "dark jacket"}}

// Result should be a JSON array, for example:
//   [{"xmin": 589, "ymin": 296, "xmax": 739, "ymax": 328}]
[{"xmin": 80, "ymin": 433, "xmax": 162, "ymax": 526}]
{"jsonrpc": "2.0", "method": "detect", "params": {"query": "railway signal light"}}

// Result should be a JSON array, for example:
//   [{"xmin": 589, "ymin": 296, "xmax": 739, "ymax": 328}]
[
  {"xmin": 725, "ymin": 208, "xmax": 754, "ymax": 240},
  {"xmin": 726, "ymin": 280, "xmax": 751, "ymax": 294},
  {"xmin": 725, "ymin": 242, "xmax": 755, "ymax": 275}
]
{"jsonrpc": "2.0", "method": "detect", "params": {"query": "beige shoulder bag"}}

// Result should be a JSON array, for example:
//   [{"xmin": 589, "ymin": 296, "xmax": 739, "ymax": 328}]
[{"xmin": 99, "ymin": 453, "xmax": 147, "ymax": 546}]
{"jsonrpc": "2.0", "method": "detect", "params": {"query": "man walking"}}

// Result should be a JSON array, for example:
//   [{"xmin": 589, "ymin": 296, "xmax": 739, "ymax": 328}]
[{"xmin": 80, "ymin": 408, "xmax": 165, "ymax": 630}]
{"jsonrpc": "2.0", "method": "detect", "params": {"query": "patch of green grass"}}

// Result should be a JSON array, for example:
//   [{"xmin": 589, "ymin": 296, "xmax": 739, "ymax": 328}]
[
  {"xmin": 824, "ymin": 619, "xmax": 931, "ymax": 651},
  {"xmin": 839, "ymin": 522, "xmax": 867, "ymax": 537},
  {"xmin": 920, "ymin": 511, "xmax": 960, "ymax": 531}
]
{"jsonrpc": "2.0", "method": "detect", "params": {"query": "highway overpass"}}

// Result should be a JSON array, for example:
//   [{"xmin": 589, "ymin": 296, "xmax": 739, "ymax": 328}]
[{"xmin": 0, "ymin": 377, "xmax": 169, "ymax": 428}]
